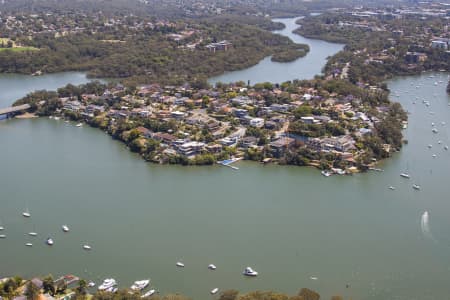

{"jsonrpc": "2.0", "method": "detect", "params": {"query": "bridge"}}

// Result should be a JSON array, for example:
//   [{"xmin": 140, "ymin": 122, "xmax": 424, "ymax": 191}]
[{"xmin": 0, "ymin": 104, "xmax": 31, "ymax": 119}]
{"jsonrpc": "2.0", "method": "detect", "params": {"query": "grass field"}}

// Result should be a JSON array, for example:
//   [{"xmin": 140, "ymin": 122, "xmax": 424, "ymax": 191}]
[{"xmin": 0, "ymin": 37, "xmax": 39, "ymax": 52}]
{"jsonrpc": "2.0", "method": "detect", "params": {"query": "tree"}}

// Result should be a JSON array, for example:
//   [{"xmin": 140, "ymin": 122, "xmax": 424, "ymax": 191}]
[
  {"xmin": 298, "ymin": 288, "xmax": 320, "ymax": 300},
  {"xmin": 43, "ymin": 275, "xmax": 55, "ymax": 295},
  {"xmin": 24, "ymin": 281, "xmax": 40, "ymax": 300}
]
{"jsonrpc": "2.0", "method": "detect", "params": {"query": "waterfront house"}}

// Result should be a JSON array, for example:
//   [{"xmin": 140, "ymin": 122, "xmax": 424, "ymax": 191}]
[
  {"xmin": 249, "ymin": 117, "xmax": 265, "ymax": 128},
  {"xmin": 269, "ymin": 137, "xmax": 295, "ymax": 157}
]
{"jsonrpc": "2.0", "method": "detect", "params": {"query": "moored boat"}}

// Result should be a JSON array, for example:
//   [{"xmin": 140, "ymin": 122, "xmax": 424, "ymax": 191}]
[
  {"xmin": 46, "ymin": 237, "xmax": 54, "ymax": 245},
  {"xmin": 141, "ymin": 289, "xmax": 156, "ymax": 298},
  {"xmin": 26, "ymin": 243, "xmax": 33, "ymax": 247},
  {"xmin": 176, "ymin": 262, "xmax": 185, "ymax": 267},
  {"xmin": 208, "ymin": 264, "xmax": 217, "ymax": 270},
  {"xmin": 400, "ymin": 173, "xmax": 410, "ymax": 178},
  {"xmin": 0, "ymin": 234, "xmax": 6, "ymax": 238},
  {"xmin": 243, "ymin": 267, "xmax": 258, "ymax": 277},
  {"xmin": 211, "ymin": 288, "xmax": 219, "ymax": 295},
  {"xmin": 413, "ymin": 184, "xmax": 421, "ymax": 190},
  {"xmin": 62, "ymin": 225, "xmax": 70, "ymax": 232},
  {"xmin": 130, "ymin": 279, "xmax": 150, "ymax": 291},
  {"xmin": 98, "ymin": 278, "xmax": 117, "ymax": 291},
  {"xmin": 83, "ymin": 244, "xmax": 92, "ymax": 250},
  {"xmin": 28, "ymin": 232, "xmax": 37, "ymax": 236}
]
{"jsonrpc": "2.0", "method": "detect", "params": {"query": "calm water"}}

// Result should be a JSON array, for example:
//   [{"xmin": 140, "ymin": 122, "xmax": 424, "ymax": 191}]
[
  {"xmin": 208, "ymin": 18, "xmax": 344, "ymax": 85},
  {"xmin": 0, "ymin": 72, "xmax": 92, "ymax": 107},
  {"xmin": 1, "ymin": 73, "xmax": 449, "ymax": 300}
]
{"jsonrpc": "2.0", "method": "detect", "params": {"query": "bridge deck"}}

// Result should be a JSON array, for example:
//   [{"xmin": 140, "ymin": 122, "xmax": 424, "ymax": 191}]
[{"xmin": 0, "ymin": 104, "xmax": 31, "ymax": 115}]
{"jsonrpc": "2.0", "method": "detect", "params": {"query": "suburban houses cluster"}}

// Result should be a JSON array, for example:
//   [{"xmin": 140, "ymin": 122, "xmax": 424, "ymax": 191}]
[{"xmin": 47, "ymin": 77, "xmax": 398, "ymax": 171}]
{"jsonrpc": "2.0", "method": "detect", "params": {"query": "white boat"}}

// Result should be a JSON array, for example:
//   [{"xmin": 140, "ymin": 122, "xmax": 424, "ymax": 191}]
[
  {"xmin": 208, "ymin": 264, "xmax": 217, "ymax": 270},
  {"xmin": 445, "ymin": 146, "xmax": 449, "ymax": 150},
  {"xmin": 130, "ymin": 280, "xmax": 150, "ymax": 291},
  {"xmin": 427, "ymin": 144, "xmax": 432, "ymax": 148},
  {"xmin": 0, "ymin": 226, "xmax": 3, "ymax": 231},
  {"xmin": 432, "ymin": 128, "xmax": 438, "ymax": 133},
  {"xmin": 26, "ymin": 243, "xmax": 33, "ymax": 247},
  {"xmin": 22, "ymin": 209, "xmax": 31, "ymax": 218},
  {"xmin": 106, "ymin": 286, "xmax": 118, "ymax": 293},
  {"xmin": 62, "ymin": 225, "xmax": 70, "ymax": 232},
  {"xmin": 46, "ymin": 237, "xmax": 54, "ymax": 245},
  {"xmin": 438, "ymin": 140, "xmax": 442, "ymax": 144},
  {"xmin": 28, "ymin": 232, "xmax": 37, "ymax": 236},
  {"xmin": 321, "ymin": 170, "xmax": 331, "ymax": 177},
  {"xmin": 243, "ymin": 267, "xmax": 258, "ymax": 277},
  {"xmin": 309, "ymin": 276, "xmax": 318, "ymax": 280},
  {"xmin": 176, "ymin": 262, "xmax": 185, "ymax": 267},
  {"xmin": 432, "ymin": 154, "xmax": 437, "ymax": 158},
  {"xmin": 400, "ymin": 173, "xmax": 410, "ymax": 178},
  {"xmin": 88, "ymin": 281, "xmax": 96, "ymax": 288},
  {"xmin": 83, "ymin": 244, "xmax": 92, "ymax": 250},
  {"xmin": 141, "ymin": 289, "xmax": 156, "ymax": 298},
  {"xmin": 54, "ymin": 116, "xmax": 61, "ymax": 120},
  {"xmin": 211, "ymin": 288, "xmax": 219, "ymax": 295},
  {"xmin": 413, "ymin": 184, "xmax": 421, "ymax": 190},
  {"xmin": 389, "ymin": 186, "xmax": 395, "ymax": 190},
  {"xmin": 76, "ymin": 123, "xmax": 83, "ymax": 127},
  {"xmin": 98, "ymin": 278, "xmax": 117, "ymax": 291},
  {"xmin": 0, "ymin": 234, "xmax": 6, "ymax": 238}
]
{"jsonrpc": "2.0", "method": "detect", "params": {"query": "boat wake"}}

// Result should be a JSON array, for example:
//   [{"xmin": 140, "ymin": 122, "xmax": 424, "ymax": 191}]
[{"xmin": 420, "ymin": 211, "xmax": 436, "ymax": 242}]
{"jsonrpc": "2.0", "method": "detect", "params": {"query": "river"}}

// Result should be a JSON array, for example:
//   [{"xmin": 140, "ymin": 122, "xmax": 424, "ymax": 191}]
[
  {"xmin": 208, "ymin": 18, "xmax": 344, "ymax": 85},
  {"xmin": 0, "ymin": 72, "xmax": 92, "ymax": 108},
  {"xmin": 1, "ymin": 18, "xmax": 450, "ymax": 300}
]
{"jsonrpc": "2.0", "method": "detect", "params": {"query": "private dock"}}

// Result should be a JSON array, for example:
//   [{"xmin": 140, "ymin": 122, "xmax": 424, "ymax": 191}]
[{"xmin": 0, "ymin": 104, "xmax": 31, "ymax": 120}]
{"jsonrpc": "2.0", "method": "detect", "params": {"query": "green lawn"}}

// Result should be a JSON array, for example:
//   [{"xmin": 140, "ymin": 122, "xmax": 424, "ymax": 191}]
[{"xmin": 0, "ymin": 46, "xmax": 39, "ymax": 52}]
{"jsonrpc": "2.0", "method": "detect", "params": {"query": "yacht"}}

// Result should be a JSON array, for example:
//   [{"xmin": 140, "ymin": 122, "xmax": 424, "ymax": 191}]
[
  {"xmin": 98, "ymin": 279, "xmax": 117, "ymax": 291},
  {"xmin": 26, "ymin": 243, "xmax": 33, "ymax": 247},
  {"xmin": 83, "ymin": 244, "xmax": 92, "ymax": 250},
  {"xmin": 46, "ymin": 238, "xmax": 54, "ymax": 245},
  {"xmin": 130, "ymin": 279, "xmax": 150, "ymax": 291},
  {"xmin": 176, "ymin": 262, "xmax": 185, "ymax": 267},
  {"xmin": 76, "ymin": 123, "xmax": 83, "ymax": 127},
  {"xmin": 62, "ymin": 225, "xmax": 70, "ymax": 232},
  {"xmin": 400, "ymin": 173, "xmax": 410, "ymax": 179},
  {"xmin": 141, "ymin": 289, "xmax": 156, "ymax": 298},
  {"xmin": 243, "ymin": 267, "xmax": 258, "ymax": 277},
  {"xmin": 208, "ymin": 264, "xmax": 217, "ymax": 270},
  {"xmin": 28, "ymin": 232, "xmax": 37, "ymax": 236},
  {"xmin": 211, "ymin": 288, "xmax": 219, "ymax": 295},
  {"xmin": 413, "ymin": 184, "xmax": 421, "ymax": 190}
]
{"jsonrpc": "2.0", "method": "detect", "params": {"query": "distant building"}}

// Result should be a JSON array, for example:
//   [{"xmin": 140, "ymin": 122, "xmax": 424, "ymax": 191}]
[
  {"xmin": 205, "ymin": 40, "xmax": 232, "ymax": 52},
  {"xmin": 431, "ymin": 40, "xmax": 448, "ymax": 50},
  {"xmin": 405, "ymin": 52, "xmax": 427, "ymax": 63}
]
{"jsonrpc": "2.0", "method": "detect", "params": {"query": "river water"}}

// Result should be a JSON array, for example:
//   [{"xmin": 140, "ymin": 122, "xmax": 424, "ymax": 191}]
[
  {"xmin": 1, "ymin": 19, "xmax": 450, "ymax": 300},
  {"xmin": 208, "ymin": 18, "xmax": 344, "ymax": 85},
  {"xmin": 0, "ymin": 72, "xmax": 91, "ymax": 108}
]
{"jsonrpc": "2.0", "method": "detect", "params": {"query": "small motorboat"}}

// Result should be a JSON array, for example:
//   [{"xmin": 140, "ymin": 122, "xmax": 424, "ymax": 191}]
[
  {"xmin": 176, "ymin": 262, "xmax": 185, "ymax": 267},
  {"xmin": 321, "ymin": 170, "xmax": 331, "ymax": 177},
  {"xmin": 400, "ymin": 173, "xmax": 410, "ymax": 179},
  {"xmin": 389, "ymin": 186, "xmax": 396, "ymax": 190},
  {"xmin": 438, "ymin": 140, "xmax": 442, "ymax": 144},
  {"xmin": 444, "ymin": 145, "xmax": 449, "ymax": 150},
  {"xmin": 88, "ymin": 281, "xmax": 96, "ymax": 288},
  {"xmin": 0, "ymin": 234, "xmax": 6, "ymax": 238},
  {"xmin": 309, "ymin": 276, "xmax": 318, "ymax": 280},
  {"xmin": 62, "ymin": 225, "xmax": 70, "ymax": 232},
  {"xmin": 28, "ymin": 232, "xmax": 37, "ymax": 236},
  {"xmin": 428, "ymin": 144, "xmax": 432, "ymax": 148},
  {"xmin": 54, "ymin": 116, "xmax": 61, "ymax": 120},
  {"xmin": 0, "ymin": 226, "xmax": 4, "ymax": 231},
  {"xmin": 26, "ymin": 243, "xmax": 33, "ymax": 247},
  {"xmin": 413, "ymin": 184, "xmax": 421, "ymax": 190},
  {"xmin": 46, "ymin": 238, "xmax": 54, "ymax": 246},
  {"xmin": 432, "ymin": 128, "xmax": 438, "ymax": 133},
  {"xmin": 76, "ymin": 123, "xmax": 83, "ymax": 127},
  {"xmin": 208, "ymin": 264, "xmax": 217, "ymax": 270},
  {"xmin": 141, "ymin": 289, "xmax": 156, "ymax": 298},
  {"xmin": 432, "ymin": 154, "xmax": 437, "ymax": 158},
  {"xmin": 243, "ymin": 267, "xmax": 258, "ymax": 277},
  {"xmin": 83, "ymin": 244, "xmax": 92, "ymax": 250},
  {"xmin": 211, "ymin": 288, "xmax": 219, "ymax": 295},
  {"xmin": 130, "ymin": 279, "xmax": 150, "ymax": 291},
  {"xmin": 106, "ymin": 286, "xmax": 118, "ymax": 293},
  {"xmin": 22, "ymin": 210, "xmax": 31, "ymax": 218}
]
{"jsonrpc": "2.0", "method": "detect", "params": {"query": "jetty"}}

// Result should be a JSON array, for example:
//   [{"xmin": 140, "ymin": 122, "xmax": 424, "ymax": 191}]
[{"xmin": 217, "ymin": 157, "xmax": 242, "ymax": 170}]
